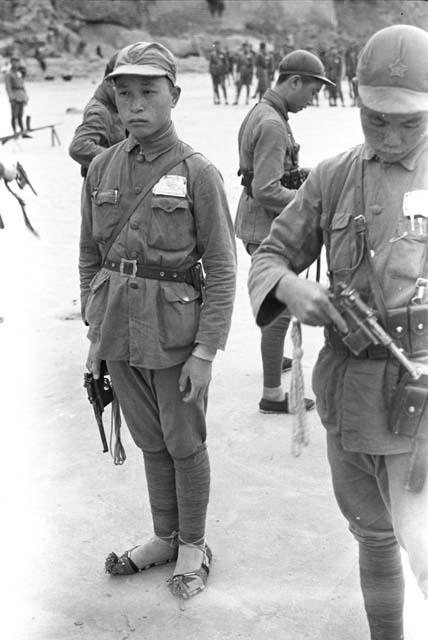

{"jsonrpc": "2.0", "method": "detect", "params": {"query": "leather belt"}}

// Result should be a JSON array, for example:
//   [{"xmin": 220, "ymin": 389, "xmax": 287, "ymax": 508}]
[
  {"xmin": 105, "ymin": 258, "xmax": 194, "ymax": 285},
  {"xmin": 326, "ymin": 328, "xmax": 390, "ymax": 360}
]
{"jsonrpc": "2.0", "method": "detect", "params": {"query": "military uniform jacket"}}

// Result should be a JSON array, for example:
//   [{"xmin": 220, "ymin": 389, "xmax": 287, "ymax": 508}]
[
  {"xmin": 69, "ymin": 81, "xmax": 126, "ymax": 171},
  {"xmin": 5, "ymin": 69, "xmax": 27, "ymax": 103},
  {"xmin": 79, "ymin": 124, "xmax": 236, "ymax": 370},
  {"xmin": 235, "ymin": 89, "xmax": 299, "ymax": 244},
  {"xmin": 249, "ymin": 137, "xmax": 428, "ymax": 454}
]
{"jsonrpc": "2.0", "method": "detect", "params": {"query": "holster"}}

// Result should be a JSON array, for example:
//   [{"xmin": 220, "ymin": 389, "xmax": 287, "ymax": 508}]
[
  {"xmin": 387, "ymin": 304, "xmax": 428, "ymax": 358},
  {"xmin": 389, "ymin": 371, "xmax": 428, "ymax": 492},
  {"xmin": 237, "ymin": 168, "xmax": 254, "ymax": 198}
]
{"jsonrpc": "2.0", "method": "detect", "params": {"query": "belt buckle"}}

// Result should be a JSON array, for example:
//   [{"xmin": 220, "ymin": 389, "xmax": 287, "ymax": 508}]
[{"xmin": 119, "ymin": 258, "xmax": 137, "ymax": 277}]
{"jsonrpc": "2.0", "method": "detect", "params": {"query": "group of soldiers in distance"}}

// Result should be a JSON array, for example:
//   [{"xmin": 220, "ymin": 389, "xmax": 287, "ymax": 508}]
[{"xmin": 208, "ymin": 38, "xmax": 360, "ymax": 107}]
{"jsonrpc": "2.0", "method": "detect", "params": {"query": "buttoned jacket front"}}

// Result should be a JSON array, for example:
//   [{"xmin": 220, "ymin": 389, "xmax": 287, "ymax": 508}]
[{"xmin": 79, "ymin": 124, "xmax": 236, "ymax": 370}]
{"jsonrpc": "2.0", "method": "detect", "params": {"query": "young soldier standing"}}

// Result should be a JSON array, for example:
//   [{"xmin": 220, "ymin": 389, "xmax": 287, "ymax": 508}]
[
  {"xmin": 249, "ymin": 25, "xmax": 428, "ymax": 638},
  {"xmin": 236, "ymin": 50, "xmax": 334, "ymax": 414},
  {"xmin": 80, "ymin": 42, "xmax": 236, "ymax": 599}
]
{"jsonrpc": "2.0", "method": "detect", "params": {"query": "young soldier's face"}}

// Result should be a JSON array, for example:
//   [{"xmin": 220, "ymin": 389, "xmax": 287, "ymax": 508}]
[
  {"xmin": 288, "ymin": 78, "xmax": 323, "ymax": 113},
  {"xmin": 360, "ymin": 105, "xmax": 428, "ymax": 162},
  {"xmin": 114, "ymin": 75, "xmax": 180, "ymax": 141}
]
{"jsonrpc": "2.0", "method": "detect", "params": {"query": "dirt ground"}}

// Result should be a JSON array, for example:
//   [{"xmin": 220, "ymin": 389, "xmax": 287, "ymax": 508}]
[{"xmin": 0, "ymin": 73, "xmax": 426, "ymax": 640}]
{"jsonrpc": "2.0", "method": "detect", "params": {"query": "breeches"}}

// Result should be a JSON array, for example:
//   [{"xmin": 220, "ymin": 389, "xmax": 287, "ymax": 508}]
[
  {"xmin": 106, "ymin": 360, "xmax": 207, "ymax": 458},
  {"xmin": 327, "ymin": 433, "xmax": 428, "ymax": 596}
]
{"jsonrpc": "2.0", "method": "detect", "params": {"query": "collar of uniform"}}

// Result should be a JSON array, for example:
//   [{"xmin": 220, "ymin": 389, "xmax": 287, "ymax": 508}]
[
  {"xmin": 362, "ymin": 135, "xmax": 428, "ymax": 171},
  {"xmin": 125, "ymin": 123, "xmax": 179, "ymax": 161},
  {"xmin": 261, "ymin": 88, "xmax": 289, "ymax": 121}
]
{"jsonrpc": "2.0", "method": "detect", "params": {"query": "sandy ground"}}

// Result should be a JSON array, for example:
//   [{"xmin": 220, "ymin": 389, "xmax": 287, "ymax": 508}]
[{"xmin": 0, "ymin": 73, "xmax": 426, "ymax": 640}]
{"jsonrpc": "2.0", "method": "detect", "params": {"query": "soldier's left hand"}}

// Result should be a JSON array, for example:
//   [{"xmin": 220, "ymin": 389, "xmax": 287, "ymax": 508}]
[{"xmin": 179, "ymin": 355, "xmax": 212, "ymax": 403}]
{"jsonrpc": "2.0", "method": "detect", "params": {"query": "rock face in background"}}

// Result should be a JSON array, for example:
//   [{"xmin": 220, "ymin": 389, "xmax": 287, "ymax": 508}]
[{"xmin": 0, "ymin": 0, "xmax": 427, "ymax": 78}]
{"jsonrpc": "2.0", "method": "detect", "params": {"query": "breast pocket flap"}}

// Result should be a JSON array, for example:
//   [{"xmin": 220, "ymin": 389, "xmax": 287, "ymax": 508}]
[
  {"xmin": 95, "ymin": 190, "xmax": 118, "ymax": 206},
  {"xmin": 152, "ymin": 196, "xmax": 189, "ymax": 214}
]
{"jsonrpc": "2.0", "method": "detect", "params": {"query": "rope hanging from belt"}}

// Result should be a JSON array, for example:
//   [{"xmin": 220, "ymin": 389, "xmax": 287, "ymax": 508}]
[
  {"xmin": 110, "ymin": 391, "xmax": 126, "ymax": 465},
  {"xmin": 288, "ymin": 318, "xmax": 310, "ymax": 456}
]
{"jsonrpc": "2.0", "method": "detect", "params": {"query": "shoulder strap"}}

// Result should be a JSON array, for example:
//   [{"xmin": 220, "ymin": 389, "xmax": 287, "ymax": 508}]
[{"xmin": 101, "ymin": 149, "xmax": 197, "ymax": 264}]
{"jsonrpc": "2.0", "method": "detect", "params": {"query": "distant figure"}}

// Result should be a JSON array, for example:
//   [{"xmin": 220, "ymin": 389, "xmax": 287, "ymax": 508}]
[
  {"xmin": 345, "ymin": 42, "xmax": 359, "ymax": 105},
  {"xmin": 233, "ymin": 42, "xmax": 254, "ymax": 105},
  {"xmin": 253, "ymin": 42, "xmax": 270, "ymax": 101},
  {"xmin": 76, "ymin": 40, "xmax": 87, "ymax": 57},
  {"xmin": 34, "ymin": 47, "xmax": 46, "ymax": 72},
  {"xmin": 325, "ymin": 47, "xmax": 345, "ymax": 106},
  {"xmin": 96, "ymin": 45, "xmax": 103, "ymax": 59},
  {"xmin": 206, "ymin": 0, "xmax": 225, "ymax": 17},
  {"xmin": 208, "ymin": 41, "xmax": 228, "ymax": 105},
  {"xmin": 69, "ymin": 53, "xmax": 126, "ymax": 177},
  {"xmin": 4, "ymin": 54, "xmax": 29, "ymax": 134}
]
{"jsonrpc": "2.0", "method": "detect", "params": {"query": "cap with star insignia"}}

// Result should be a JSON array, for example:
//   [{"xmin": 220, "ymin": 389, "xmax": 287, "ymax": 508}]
[{"xmin": 357, "ymin": 25, "xmax": 428, "ymax": 113}]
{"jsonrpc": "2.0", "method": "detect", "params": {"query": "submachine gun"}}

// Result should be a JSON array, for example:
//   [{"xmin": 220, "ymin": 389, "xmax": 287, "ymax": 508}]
[
  {"xmin": 331, "ymin": 282, "xmax": 421, "ymax": 381},
  {"xmin": 331, "ymin": 282, "xmax": 427, "ymax": 493}
]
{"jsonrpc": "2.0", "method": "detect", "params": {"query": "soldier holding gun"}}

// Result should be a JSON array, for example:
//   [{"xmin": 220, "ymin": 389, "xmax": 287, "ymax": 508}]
[{"xmin": 249, "ymin": 25, "xmax": 428, "ymax": 640}]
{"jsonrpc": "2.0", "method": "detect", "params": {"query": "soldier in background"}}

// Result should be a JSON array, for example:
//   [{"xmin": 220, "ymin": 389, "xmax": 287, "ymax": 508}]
[
  {"xmin": 69, "ymin": 53, "xmax": 127, "ymax": 177},
  {"xmin": 4, "ymin": 54, "xmax": 29, "ymax": 135},
  {"xmin": 252, "ymin": 42, "xmax": 270, "ymax": 102},
  {"xmin": 345, "ymin": 41, "xmax": 359, "ymax": 106},
  {"xmin": 325, "ymin": 46, "xmax": 345, "ymax": 106},
  {"xmin": 236, "ymin": 50, "xmax": 334, "ymax": 414},
  {"xmin": 233, "ymin": 41, "xmax": 254, "ymax": 105},
  {"xmin": 208, "ymin": 40, "xmax": 228, "ymax": 105}
]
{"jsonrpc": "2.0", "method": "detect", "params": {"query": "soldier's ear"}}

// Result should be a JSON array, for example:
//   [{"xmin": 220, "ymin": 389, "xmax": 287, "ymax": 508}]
[{"xmin": 170, "ymin": 85, "xmax": 181, "ymax": 108}]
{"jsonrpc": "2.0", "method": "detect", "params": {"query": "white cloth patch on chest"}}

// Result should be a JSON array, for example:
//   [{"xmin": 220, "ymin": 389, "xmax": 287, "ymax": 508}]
[
  {"xmin": 403, "ymin": 190, "xmax": 428, "ymax": 219},
  {"xmin": 152, "ymin": 175, "xmax": 187, "ymax": 197}
]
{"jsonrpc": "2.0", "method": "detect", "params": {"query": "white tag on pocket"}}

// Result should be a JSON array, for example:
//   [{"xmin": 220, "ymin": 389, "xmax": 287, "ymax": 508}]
[
  {"xmin": 152, "ymin": 175, "xmax": 187, "ymax": 197},
  {"xmin": 403, "ymin": 190, "xmax": 428, "ymax": 218}
]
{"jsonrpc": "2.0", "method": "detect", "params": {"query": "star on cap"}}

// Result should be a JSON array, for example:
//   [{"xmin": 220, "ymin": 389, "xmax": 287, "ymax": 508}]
[{"xmin": 389, "ymin": 57, "xmax": 408, "ymax": 78}]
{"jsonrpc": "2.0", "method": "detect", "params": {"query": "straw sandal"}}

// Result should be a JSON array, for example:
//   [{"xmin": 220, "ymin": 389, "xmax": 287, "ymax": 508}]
[
  {"xmin": 168, "ymin": 544, "xmax": 212, "ymax": 599},
  {"xmin": 105, "ymin": 535, "xmax": 178, "ymax": 575}
]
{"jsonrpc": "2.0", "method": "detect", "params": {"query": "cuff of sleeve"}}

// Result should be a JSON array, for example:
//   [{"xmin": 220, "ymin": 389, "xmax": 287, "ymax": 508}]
[{"xmin": 192, "ymin": 344, "xmax": 217, "ymax": 361}]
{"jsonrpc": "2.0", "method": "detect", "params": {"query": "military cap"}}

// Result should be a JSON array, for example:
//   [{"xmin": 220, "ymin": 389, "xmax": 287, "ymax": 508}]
[
  {"xmin": 279, "ymin": 49, "xmax": 334, "ymax": 86},
  {"xmin": 357, "ymin": 25, "xmax": 428, "ymax": 113},
  {"xmin": 106, "ymin": 41, "xmax": 176, "ymax": 85}
]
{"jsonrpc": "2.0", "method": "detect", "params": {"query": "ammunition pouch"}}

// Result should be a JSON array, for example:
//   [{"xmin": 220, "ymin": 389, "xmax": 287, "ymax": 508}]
[
  {"xmin": 237, "ymin": 166, "xmax": 308, "ymax": 199},
  {"xmin": 390, "ymin": 372, "xmax": 428, "ymax": 439},
  {"xmin": 389, "ymin": 371, "xmax": 428, "ymax": 492},
  {"xmin": 280, "ymin": 168, "xmax": 308, "ymax": 190},
  {"xmin": 387, "ymin": 304, "xmax": 428, "ymax": 358}
]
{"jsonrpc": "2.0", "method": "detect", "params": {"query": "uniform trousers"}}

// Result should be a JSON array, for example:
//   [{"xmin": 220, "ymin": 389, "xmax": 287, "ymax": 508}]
[
  {"xmin": 247, "ymin": 242, "xmax": 291, "ymax": 388},
  {"xmin": 10, "ymin": 100, "xmax": 25, "ymax": 133},
  {"xmin": 327, "ymin": 433, "xmax": 428, "ymax": 640},
  {"xmin": 107, "ymin": 360, "xmax": 210, "ymax": 545}
]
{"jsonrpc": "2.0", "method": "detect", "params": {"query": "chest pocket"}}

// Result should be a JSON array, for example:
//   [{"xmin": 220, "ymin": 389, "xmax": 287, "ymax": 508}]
[
  {"xmin": 148, "ymin": 195, "xmax": 194, "ymax": 251},
  {"xmin": 387, "ymin": 218, "xmax": 428, "ymax": 286},
  {"xmin": 91, "ymin": 189, "xmax": 121, "ymax": 244},
  {"xmin": 324, "ymin": 211, "xmax": 359, "ymax": 275}
]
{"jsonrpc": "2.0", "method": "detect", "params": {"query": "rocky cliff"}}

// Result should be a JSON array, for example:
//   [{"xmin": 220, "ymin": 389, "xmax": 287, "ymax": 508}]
[{"xmin": 0, "ymin": 0, "xmax": 427, "ymax": 78}]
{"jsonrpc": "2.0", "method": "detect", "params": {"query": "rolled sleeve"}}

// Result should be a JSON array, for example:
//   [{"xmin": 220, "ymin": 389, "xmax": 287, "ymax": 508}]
[
  {"xmin": 248, "ymin": 167, "xmax": 324, "ymax": 326},
  {"xmin": 192, "ymin": 164, "xmax": 237, "ymax": 350}
]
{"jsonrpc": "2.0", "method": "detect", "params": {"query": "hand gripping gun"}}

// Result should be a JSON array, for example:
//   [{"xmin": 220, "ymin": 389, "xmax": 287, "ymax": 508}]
[{"xmin": 331, "ymin": 282, "xmax": 421, "ymax": 381}]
